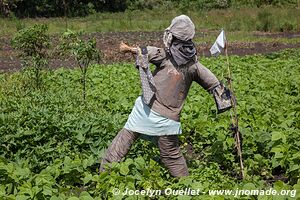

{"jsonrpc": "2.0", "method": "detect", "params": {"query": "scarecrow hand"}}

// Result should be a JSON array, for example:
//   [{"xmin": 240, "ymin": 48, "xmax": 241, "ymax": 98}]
[
  {"xmin": 212, "ymin": 83, "xmax": 234, "ymax": 113},
  {"xmin": 119, "ymin": 42, "xmax": 137, "ymax": 54}
]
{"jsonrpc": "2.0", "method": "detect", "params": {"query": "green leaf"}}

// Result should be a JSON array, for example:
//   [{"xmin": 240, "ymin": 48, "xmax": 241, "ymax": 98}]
[
  {"xmin": 42, "ymin": 185, "xmax": 56, "ymax": 196},
  {"xmin": 135, "ymin": 157, "xmax": 145, "ymax": 169},
  {"xmin": 67, "ymin": 197, "xmax": 80, "ymax": 200},
  {"xmin": 79, "ymin": 191, "xmax": 94, "ymax": 200},
  {"xmin": 120, "ymin": 164, "xmax": 129, "ymax": 176},
  {"xmin": 289, "ymin": 165, "xmax": 300, "ymax": 172},
  {"xmin": 82, "ymin": 173, "xmax": 93, "ymax": 185},
  {"xmin": 271, "ymin": 132, "xmax": 284, "ymax": 141},
  {"xmin": 177, "ymin": 196, "xmax": 192, "ymax": 200},
  {"xmin": 50, "ymin": 197, "xmax": 62, "ymax": 200},
  {"xmin": 82, "ymin": 156, "xmax": 95, "ymax": 169},
  {"xmin": 76, "ymin": 132, "xmax": 85, "ymax": 142},
  {"xmin": 0, "ymin": 185, "xmax": 6, "ymax": 196},
  {"xmin": 16, "ymin": 195, "xmax": 30, "ymax": 200},
  {"xmin": 271, "ymin": 146, "xmax": 283, "ymax": 153},
  {"xmin": 242, "ymin": 183, "xmax": 257, "ymax": 190}
]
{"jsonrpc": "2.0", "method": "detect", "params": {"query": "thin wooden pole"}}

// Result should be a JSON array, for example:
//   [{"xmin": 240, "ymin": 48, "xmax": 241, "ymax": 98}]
[{"xmin": 225, "ymin": 44, "xmax": 245, "ymax": 179}]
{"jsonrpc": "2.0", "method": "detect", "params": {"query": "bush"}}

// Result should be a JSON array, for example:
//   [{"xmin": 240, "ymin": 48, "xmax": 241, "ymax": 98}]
[
  {"xmin": 256, "ymin": 9, "xmax": 274, "ymax": 31},
  {"xmin": 126, "ymin": 0, "xmax": 169, "ymax": 10},
  {"xmin": 231, "ymin": 0, "xmax": 299, "ymax": 8},
  {"xmin": 279, "ymin": 21, "xmax": 295, "ymax": 32},
  {"xmin": 178, "ymin": 0, "xmax": 231, "ymax": 13},
  {"xmin": 11, "ymin": 24, "xmax": 50, "ymax": 89},
  {"xmin": 58, "ymin": 30, "xmax": 100, "ymax": 101},
  {"xmin": 196, "ymin": 0, "xmax": 231, "ymax": 10}
]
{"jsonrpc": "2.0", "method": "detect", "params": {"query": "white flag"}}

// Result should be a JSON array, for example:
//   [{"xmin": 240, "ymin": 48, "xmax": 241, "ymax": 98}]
[{"xmin": 210, "ymin": 30, "xmax": 226, "ymax": 57}]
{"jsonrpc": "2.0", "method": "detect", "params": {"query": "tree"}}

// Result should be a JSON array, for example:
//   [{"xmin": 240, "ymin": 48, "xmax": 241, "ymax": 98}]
[{"xmin": 0, "ymin": 0, "xmax": 10, "ymax": 16}]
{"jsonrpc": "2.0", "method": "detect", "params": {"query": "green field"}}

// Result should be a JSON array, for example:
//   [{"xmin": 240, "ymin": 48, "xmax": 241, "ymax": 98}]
[
  {"xmin": 0, "ymin": 48, "xmax": 299, "ymax": 199},
  {"xmin": 1, "ymin": 7, "xmax": 300, "ymax": 39}
]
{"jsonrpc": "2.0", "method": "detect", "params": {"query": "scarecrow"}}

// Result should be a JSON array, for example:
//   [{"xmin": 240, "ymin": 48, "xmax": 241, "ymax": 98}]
[{"xmin": 100, "ymin": 15, "xmax": 233, "ymax": 177}]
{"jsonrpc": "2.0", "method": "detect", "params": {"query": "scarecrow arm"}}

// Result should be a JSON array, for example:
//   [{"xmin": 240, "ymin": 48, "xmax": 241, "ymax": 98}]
[
  {"xmin": 193, "ymin": 63, "xmax": 220, "ymax": 91},
  {"xmin": 193, "ymin": 62, "xmax": 234, "ymax": 113},
  {"xmin": 147, "ymin": 46, "xmax": 165, "ymax": 66},
  {"xmin": 119, "ymin": 42, "xmax": 165, "ymax": 66}
]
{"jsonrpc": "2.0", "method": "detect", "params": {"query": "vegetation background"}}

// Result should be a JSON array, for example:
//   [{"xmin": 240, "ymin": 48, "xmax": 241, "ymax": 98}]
[
  {"xmin": 0, "ymin": 0, "xmax": 300, "ymax": 18},
  {"xmin": 0, "ymin": 0, "xmax": 300, "ymax": 199}
]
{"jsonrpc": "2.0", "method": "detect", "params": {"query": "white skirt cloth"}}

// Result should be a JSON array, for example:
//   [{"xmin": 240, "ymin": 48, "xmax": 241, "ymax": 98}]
[{"xmin": 124, "ymin": 96, "xmax": 182, "ymax": 136}]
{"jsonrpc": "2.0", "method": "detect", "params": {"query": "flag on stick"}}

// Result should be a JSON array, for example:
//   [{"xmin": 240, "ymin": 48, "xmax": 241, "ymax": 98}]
[
  {"xmin": 210, "ymin": 30, "xmax": 226, "ymax": 56},
  {"xmin": 210, "ymin": 29, "xmax": 245, "ymax": 179}
]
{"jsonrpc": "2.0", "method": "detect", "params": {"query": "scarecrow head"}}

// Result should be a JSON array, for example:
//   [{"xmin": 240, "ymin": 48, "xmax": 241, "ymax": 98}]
[{"xmin": 163, "ymin": 15, "xmax": 195, "ymax": 49}]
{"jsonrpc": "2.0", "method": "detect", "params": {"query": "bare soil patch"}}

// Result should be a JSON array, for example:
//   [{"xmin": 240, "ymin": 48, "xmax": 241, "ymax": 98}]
[{"xmin": 1, "ymin": 31, "xmax": 300, "ymax": 72}]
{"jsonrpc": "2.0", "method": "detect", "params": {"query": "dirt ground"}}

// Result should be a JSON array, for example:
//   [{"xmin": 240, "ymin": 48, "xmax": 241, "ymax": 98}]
[{"xmin": 1, "ymin": 31, "xmax": 300, "ymax": 71}]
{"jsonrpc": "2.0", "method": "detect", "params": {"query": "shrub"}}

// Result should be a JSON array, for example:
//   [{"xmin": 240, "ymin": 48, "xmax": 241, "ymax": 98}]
[
  {"xmin": 11, "ymin": 24, "xmax": 50, "ymax": 89},
  {"xmin": 58, "ymin": 30, "xmax": 100, "ymax": 101},
  {"xmin": 256, "ymin": 9, "xmax": 274, "ymax": 31},
  {"xmin": 279, "ymin": 21, "xmax": 295, "ymax": 32}
]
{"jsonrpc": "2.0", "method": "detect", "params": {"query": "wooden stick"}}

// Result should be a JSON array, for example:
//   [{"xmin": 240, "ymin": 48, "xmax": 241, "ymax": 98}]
[{"xmin": 225, "ymin": 44, "xmax": 245, "ymax": 179}]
